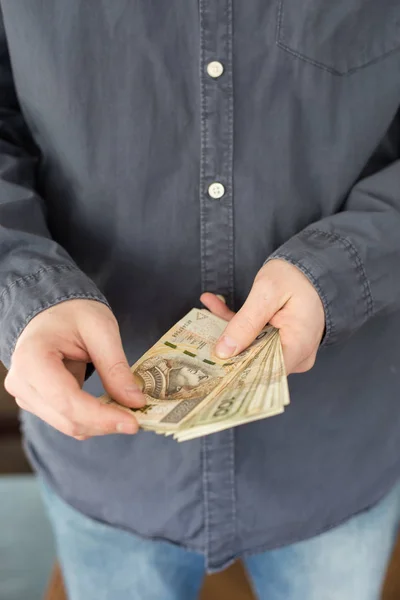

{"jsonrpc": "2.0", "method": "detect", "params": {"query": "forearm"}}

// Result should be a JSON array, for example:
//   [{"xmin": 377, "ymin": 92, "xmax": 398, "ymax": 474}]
[
  {"xmin": 0, "ymin": 13, "xmax": 108, "ymax": 366},
  {"xmin": 268, "ymin": 159, "xmax": 400, "ymax": 345}
]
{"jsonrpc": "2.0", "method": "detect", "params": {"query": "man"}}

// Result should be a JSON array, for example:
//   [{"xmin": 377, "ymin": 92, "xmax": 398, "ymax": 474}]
[{"xmin": 1, "ymin": 2, "xmax": 400, "ymax": 599}]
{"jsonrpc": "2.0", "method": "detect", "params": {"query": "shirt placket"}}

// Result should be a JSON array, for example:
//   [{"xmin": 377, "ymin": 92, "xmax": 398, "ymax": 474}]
[{"xmin": 199, "ymin": 0, "xmax": 237, "ymax": 572}]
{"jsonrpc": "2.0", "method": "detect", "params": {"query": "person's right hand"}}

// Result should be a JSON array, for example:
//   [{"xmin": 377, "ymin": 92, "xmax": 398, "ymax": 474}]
[{"xmin": 4, "ymin": 299, "xmax": 145, "ymax": 440}]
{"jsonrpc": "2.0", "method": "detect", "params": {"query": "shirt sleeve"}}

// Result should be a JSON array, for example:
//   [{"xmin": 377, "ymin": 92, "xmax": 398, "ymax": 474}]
[
  {"xmin": 268, "ymin": 158, "xmax": 400, "ymax": 345},
  {"xmin": 0, "ymin": 11, "xmax": 109, "ymax": 367}
]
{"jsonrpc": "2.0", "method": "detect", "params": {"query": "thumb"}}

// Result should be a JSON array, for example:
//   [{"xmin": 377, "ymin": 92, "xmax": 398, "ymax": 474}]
[
  {"xmin": 84, "ymin": 318, "xmax": 145, "ymax": 408},
  {"xmin": 215, "ymin": 282, "xmax": 278, "ymax": 359}
]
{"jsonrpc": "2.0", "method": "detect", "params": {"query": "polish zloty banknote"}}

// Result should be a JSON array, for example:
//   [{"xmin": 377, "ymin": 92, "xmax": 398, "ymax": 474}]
[
  {"xmin": 100, "ymin": 308, "xmax": 289, "ymax": 440},
  {"xmin": 174, "ymin": 331, "xmax": 288, "ymax": 441}
]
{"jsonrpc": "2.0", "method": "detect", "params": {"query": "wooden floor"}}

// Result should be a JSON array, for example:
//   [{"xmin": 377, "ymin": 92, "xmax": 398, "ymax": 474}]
[{"xmin": 1, "ymin": 362, "xmax": 399, "ymax": 599}]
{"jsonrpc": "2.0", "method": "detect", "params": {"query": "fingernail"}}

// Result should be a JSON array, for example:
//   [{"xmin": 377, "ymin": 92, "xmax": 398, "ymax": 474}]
[
  {"xmin": 216, "ymin": 294, "xmax": 226, "ymax": 304},
  {"xmin": 125, "ymin": 385, "xmax": 146, "ymax": 406},
  {"xmin": 116, "ymin": 422, "xmax": 138, "ymax": 434},
  {"xmin": 215, "ymin": 336, "xmax": 237, "ymax": 359}
]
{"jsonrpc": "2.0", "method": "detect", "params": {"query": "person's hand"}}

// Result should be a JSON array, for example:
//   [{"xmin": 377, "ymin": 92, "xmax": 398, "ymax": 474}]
[
  {"xmin": 201, "ymin": 259, "xmax": 325, "ymax": 374},
  {"xmin": 4, "ymin": 299, "xmax": 145, "ymax": 439}
]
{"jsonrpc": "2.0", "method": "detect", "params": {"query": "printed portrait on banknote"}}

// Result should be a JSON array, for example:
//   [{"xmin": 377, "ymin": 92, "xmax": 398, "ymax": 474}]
[{"xmin": 135, "ymin": 354, "xmax": 224, "ymax": 401}]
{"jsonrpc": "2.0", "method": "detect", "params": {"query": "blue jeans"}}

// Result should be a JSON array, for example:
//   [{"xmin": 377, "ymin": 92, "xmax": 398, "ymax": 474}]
[{"xmin": 41, "ymin": 480, "xmax": 400, "ymax": 600}]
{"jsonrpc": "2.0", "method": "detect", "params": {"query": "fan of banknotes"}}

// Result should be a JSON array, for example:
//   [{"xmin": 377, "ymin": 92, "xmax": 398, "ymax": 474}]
[{"xmin": 101, "ymin": 308, "xmax": 290, "ymax": 441}]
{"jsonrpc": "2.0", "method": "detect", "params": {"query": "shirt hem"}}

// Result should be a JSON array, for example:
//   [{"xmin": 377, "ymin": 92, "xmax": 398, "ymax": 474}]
[{"xmin": 235, "ymin": 469, "xmax": 400, "ymax": 572}]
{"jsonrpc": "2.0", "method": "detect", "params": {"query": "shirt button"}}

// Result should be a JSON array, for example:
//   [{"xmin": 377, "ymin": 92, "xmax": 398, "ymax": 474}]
[
  {"xmin": 207, "ymin": 61, "xmax": 224, "ymax": 79},
  {"xmin": 208, "ymin": 182, "xmax": 225, "ymax": 199}
]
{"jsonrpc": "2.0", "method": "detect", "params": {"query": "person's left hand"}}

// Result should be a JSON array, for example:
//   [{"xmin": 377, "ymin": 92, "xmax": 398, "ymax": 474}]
[{"xmin": 201, "ymin": 259, "xmax": 325, "ymax": 374}]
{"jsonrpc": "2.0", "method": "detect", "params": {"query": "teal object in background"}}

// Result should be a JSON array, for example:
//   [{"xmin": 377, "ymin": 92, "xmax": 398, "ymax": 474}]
[{"xmin": 0, "ymin": 475, "xmax": 55, "ymax": 600}]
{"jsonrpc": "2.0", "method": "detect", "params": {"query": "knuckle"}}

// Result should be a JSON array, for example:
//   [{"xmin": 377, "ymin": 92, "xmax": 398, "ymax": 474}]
[
  {"xmin": 12, "ymin": 342, "xmax": 35, "ymax": 368},
  {"xmin": 93, "ymin": 308, "xmax": 118, "ymax": 330},
  {"xmin": 236, "ymin": 313, "xmax": 258, "ymax": 338},
  {"xmin": 107, "ymin": 360, "xmax": 129, "ymax": 379},
  {"xmin": 100, "ymin": 416, "xmax": 122, "ymax": 432},
  {"xmin": 4, "ymin": 371, "xmax": 18, "ymax": 396},
  {"xmin": 102, "ymin": 422, "xmax": 118, "ymax": 435}
]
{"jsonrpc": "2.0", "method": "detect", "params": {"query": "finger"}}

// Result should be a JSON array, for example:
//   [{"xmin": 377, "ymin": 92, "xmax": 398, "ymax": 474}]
[
  {"xmin": 279, "ymin": 330, "xmax": 314, "ymax": 375},
  {"xmin": 9, "ymin": 348, "xmax": 140, "ymax": 436},
  {"xmin": 82, "ymin": 316, "xmax": 145, "ymax": 408},
  {"xmin": 280, "ymin": 344, "xmax": 299, "ymax": 375},
  {"xmin": 270, "ymin": 307, "xmax": 315, "ymax": 374},
  {"xmin": 16, "ymin": 394, "xmax": 90, "ymax": 439},
  {"xmin": 12, "ymin": 378, "xmax": 92, "ymax": 439},
  {"xmin": 214, "ymin": 280, "xmax": 279, "ymax": 359},
  {"xmin": 19, "ymin": 390, "xmax": 136, "ymax": 438},
  {"xmin": 200, "ymin": 293, "xmax": 235, "ymax": 321}
]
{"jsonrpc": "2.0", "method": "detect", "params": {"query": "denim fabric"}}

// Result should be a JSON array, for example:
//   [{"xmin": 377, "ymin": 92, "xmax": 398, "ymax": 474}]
[
  {"xmin": 41, "ymin": 479, "xmax": 400, "ymax": 600},
  {"xmin": 1, "ymin": 1, "xmax": 400, "ymax": 571}
]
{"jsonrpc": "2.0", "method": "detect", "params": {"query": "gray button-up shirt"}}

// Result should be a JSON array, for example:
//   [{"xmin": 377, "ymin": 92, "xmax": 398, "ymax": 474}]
[{"xmin": 1, "ymin": 1, "xmax": 400, "ymax": 572}]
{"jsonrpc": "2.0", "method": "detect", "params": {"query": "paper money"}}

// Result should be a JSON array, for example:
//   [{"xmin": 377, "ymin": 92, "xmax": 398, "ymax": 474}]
[
  {"xmin": 175, "ymin": 332, "xmax": 289, "ymax": 441},
  {"xmin": 100, "ymin": 308, "xmax": 289, "ymax": 440}
]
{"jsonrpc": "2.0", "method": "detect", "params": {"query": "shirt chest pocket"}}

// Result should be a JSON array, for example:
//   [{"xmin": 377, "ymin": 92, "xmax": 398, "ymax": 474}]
[{"xmin": 276, "ymin": 0, "xmax": 400, "ymax": 75}]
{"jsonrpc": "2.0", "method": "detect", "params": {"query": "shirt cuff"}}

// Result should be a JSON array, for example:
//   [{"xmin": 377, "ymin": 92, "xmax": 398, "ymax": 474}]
[
  {"xmin": 0, "ymin": 264, "xmax": 110, "ymax": 367},
  {"xmin": 266, "ymin": 228, "xmax": 374, "ymax": 346}
]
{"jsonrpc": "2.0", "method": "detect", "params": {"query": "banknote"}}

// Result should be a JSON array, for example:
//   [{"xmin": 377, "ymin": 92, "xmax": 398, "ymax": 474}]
[
  {"xmin": 100, "ymin": 308, "xmax": 289, "ymax": 439},
  {"xmin": 174, "ymin": 331, "xmax": 288, "ymax": 441}
]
